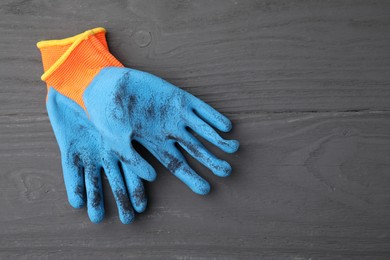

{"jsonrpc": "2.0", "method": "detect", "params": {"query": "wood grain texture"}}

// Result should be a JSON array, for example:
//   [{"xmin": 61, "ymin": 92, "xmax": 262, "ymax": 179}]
[{"xmin": 1, "ymin": 0, "xmax": 390, "ymax": 259}]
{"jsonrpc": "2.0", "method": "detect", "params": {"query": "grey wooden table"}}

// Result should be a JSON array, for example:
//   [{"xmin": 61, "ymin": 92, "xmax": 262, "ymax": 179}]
[{"xmin": 1, "ymin": 0, "xmax": 390, "ymax": 259}]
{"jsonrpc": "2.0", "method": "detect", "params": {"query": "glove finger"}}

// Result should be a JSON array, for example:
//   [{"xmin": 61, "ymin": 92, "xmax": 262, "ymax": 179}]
[
  {"xmin": 103, "ymin": 160, "xmax": 135, "ymax": 224},
  {"xmin": 186, "ymin": 114, "xmax": 239, "ymax": 154},
  {"xmin": 176, "ymin": 133, "xmax": 232, "ymax": 177},
  {"xmin": 157, "ymin": 147, "xmax": 211, "ymax": 195},
  {"xmin": 85, "ymin": 164, "xmax": 104, "ymax": 223},
  {"xmin": 118, "ymin": 147, "xmax": 157, "ymax": 182},
  {"xmin": 121, "ymin": 164, "xmax": 147, "ymax": 213},
  {"xmin": 62, "ymin": 155, "xmax": 86, "ymax": 209},
  {"xmin": 189, "ymin": 96, "xmax": 232, "ymax": 132}
]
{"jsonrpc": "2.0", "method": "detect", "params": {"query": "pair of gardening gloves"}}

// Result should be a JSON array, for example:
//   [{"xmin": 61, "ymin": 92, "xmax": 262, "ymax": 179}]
[{"xmin": 37, "ymin": 28, "xmax": 239, "ymax": 224}]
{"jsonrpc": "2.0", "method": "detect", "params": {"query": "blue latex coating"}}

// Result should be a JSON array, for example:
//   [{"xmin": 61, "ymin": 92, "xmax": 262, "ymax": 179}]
[
  {"xmin": 47, "ymin": 88, "xmax": 147, "ymax": 224},
  {"xmin": 83, "ymin": 67, "xmax": 240, "ymax": 195}
]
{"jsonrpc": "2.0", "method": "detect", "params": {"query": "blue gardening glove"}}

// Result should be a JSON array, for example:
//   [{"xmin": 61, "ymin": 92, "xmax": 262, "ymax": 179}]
[
  {"xmin": 37, "ymin": 28, "xmax": 239, "ymax": 196},
  {"xmin": 84, "ymin": 67, "xmax": 239, "ymax": 194},
  {"xmin": 38, "ymin": 28, "xmax": 150, "ymax": 224},
  {"xmin": 47, "ymin": 87, "xmax": 147, "ymax": 224}
]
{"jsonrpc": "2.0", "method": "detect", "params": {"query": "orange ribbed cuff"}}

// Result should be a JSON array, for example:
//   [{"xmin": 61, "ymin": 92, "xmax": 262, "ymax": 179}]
[{"xmin": 37, "ymin": 28, "xmax": 124, "ymax": 110}]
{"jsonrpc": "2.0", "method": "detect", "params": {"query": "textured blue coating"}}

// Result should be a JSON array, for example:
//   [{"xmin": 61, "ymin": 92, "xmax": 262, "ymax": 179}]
[
  {"xmin": 46, "ymin": 87, "xmax": 148, "ymax": 224},
  {"xmin": 83, "ymin": 67, "xmax": 240, "ymax": 195}
]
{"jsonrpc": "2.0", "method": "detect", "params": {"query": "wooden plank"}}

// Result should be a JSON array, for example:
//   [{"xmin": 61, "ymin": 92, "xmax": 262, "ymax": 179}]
[
  {"xmin": 0, "ymin": 0, "xmax": 390, "ymax": 115},
  {"xmin": 1, "ymin": 112, "xmax": 390, "ymax": 258}
]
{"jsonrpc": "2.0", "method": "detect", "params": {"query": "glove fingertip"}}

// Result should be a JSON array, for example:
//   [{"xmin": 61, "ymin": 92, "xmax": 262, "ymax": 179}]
[
  {"xmin": 213, "ymin": 160, "xmax": 232, "ymax": 177},
  {"xmin": 120, "ymin": 212, "xmax": 135, "ymax": 224},
  {"xmin": 192, "ymin": 181, "xmax": 211, "ymax": 195},
  {"xmin": 68, "ymin": 196, "xmax": 86, "ymax": 209},
  {"xmin": 218, "ymin": 139, "xmax": 240, "ymax": 153},
  {"xmin": 130, "ymin": 187, "xmax": 148, "ymax": 213},
  {"xmin": 148, "ymin": 169, "xmax": 157, "ymax": 182},
  {"xmin": 216, "ymin": 139, "xmax": 239, "ymax": 154},
  {"xmin": 222, "ymin": 120, "xmax": 233, "ymax": 132},
  {"xmin": 133, "ymin": 199, "xmax": 147, "ymax": 213},
  {"xmin": 226, "ymin": 139, "xmax": 240, "ymax": 153},
  {"xmin": 88, "ymin": 209, "xmax": 105, "ymax": 224}
]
